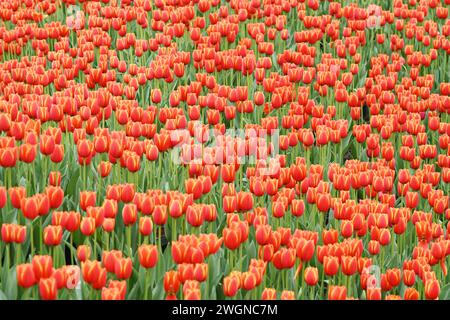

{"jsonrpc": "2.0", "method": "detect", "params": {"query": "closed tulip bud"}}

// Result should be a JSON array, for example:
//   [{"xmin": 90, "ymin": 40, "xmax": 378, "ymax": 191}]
[
  {"xmin": 169, "ymin": 199, "xmax": 183, "ymax": 218},
  {"xmin": 92, "ymin": 267, "xmax": 107, "ymax": 290},
  {"xmin": 324, "ymin": 256, "xmax": 339, "ymax": 276},
  {"xmin": 103, "ymin": 199, "xmax": 118, "ymax": 218},
  {"xmin": 0, "ymin": 147, "xmax": 18, "ymax": 167},
  {"xmin": 102, "ymin": 287, "xmax": 122, "ymax": 300},
  {"xmin": 425, "ymin": 279, "xmax": 440, "ymax": 300},
  {"xmin": 223, "ymin": 274, "xmax": 240, "ymax": 297},
  {"xmin": 202, "ymin": 204, "xmax": 217, "ymax": 222},
  {"xmin": 102, "ymin": 218, "xmax": 115, "ymax": 232},
  {"xmin": 139, "ymin": 216, "xmax": 153, "ymax": 236},
  {"xmin": 48, "ymin": 171, "xmax": 62, "ymax": 187},
  {"xmin": 114, "ymin": 257, "xmax": 132, "ymax": 280},
  {"xmin": 21, "ymin": 197, "xmax": 39, "ymax": 220},
  {"xmin": 53, "ymin": 267, "xmax": 68, "ymax": 290},
  {"xmin": 45, "ymin": 186, "xmax": 64, "ymax": 209},
  {"xmin": 32, "ymin": 255, "xmax": 53, "ymax": 280},
  {"xmin": 241, "ymin": 271, "xmax": 258, "ymax": 291},
  {"xmin": 379, "ymin": 228, "xmax": 391, "ymax": 246},
  {"xmin": 108, "ymin": 280, "xmax": 127, "ymax": 300},
  {"xmin": 39, "ymin": 277, "xmax": 58, "ymax": 300},
  {"xmin": 138, "ymin": 245, "xmax": 158, "ymax": 268},
  {"xmin": 341, "ymin": 256, "xmax": 357, "ymax": 276},
  {"xmin": 237, "ymin": 191, "xmax": 253, "ymax": 212},
  {"xmin": 364, "ymin": 287, "xmax": 381, "ymax": 300},
  {"xmin": 262, "ymin": 288, "xmax": 277, "ymax": 300},
  {"xmin": 102, "ymin": 250, "xmax": 122, "ymax": 273},
  {"xmin": 43, "ymin": 225, "xmax": 63, "ymax": 246},
  {"xmin": 193, "ymin": 263, "xmax": 208, "ymax": 282},
  {"xmin": 255, "ymin": 225, "xmax": 272, "ymax": 245},
  {"xmin": 80, "ymin": 217, "xmax": 96, "ymax": 236},
  {"xmin": 186, "ymin": 206, "xmax": 204, "ymax": 227},
  {"xmin": 316, "ymin": 193, "xmax": 331, "ymax": 212},
  {"xmin": 98, "ymin": 161, "xmax": 112, "ymax": 178},
  {"xmin": 304, "ymin": 267, "xmax": 319, "ymax": 286},
  {"xmin": 386, "ymin": 268, "xmax": 401, "ymax": 287},
  {"xmin": 121, "ymin": 184, "xmax": 135, "ymax": 203},
  {"xmin": 328, "ymin": 285, "xmax": 347, "ymax": 300},
  {"xmin": 291, "ymin": 199, "xmax": 305, "ymax": 217},
  {"xmin": 272, "ymin": 248, "xmax": 296, "ymax": 269},
  {"xmin": 122, "ymin": 203, "xmax": 137, "ymax": 226},
  {"xmin": 77, "ymin": 245, "xmax": 91, "ymax": 262},
  {"xmin": 9, "ymin": 187, "xmax": 26, "ymax": 209},
  {"xmin": 79, "ymin": 191, "xmax": 96, "ymax": 211},
  {"xmin": 178, "ymin": 263, "xmax": 194, "ymax": 283},
  {"xmin": 259, "ymin": 244, "xmax": 274, "ymax": 262},
  {"xmin": 281, "ymin": 290, "xmax": 295, "ymax": 300},
  {"xmin": 299, "ymin": 239, "xmax": 315, "ymax": 262},
  {"xmin": 322, "ymin": 228, "xmax": 339, "ymax": 245},
  {"xmin": 272, "ymin": 201, "xmax": 285, "ymax": 218},
  {"xmin": 173, "ymin": 239, "xmax": 191, "ymax": 263},
  {"xmin": 81, "ymin": 260, "xmax": 101, "ymax": 284},
  {"xmin": 184, "ymin": 287, "xmax": 201, "ymax": 300},
  {"xmin": 404, "ymin": 287, "xmax": 419, "ymax": 300},
  {"xmin": 153, "ymin": 205, "xmax": 168, "ymax": 225},
  {"xmin": 164, "ymin": 270, "xmax": 181, "ymax": 295},
  {"xmin": 223, "ymin": 195, "xmax": 237, "ymax": 213},
  {"xmin": 341, "ymin": 220, "xmax": 353, "ymax": 238},
  {"xmin": 223, "ymin": 227, "xmax": 241, "ymax": 250},
  {"xmin": 16, "ymin": 264, "xmax": 36, "ymax": 288},
  {"xmin": 368, "ymin": 240, "xmax": 380, "ymax": 255},
  {"xmin": 403, "ymin": 270, "xmax": 415, "ymax": 287}
]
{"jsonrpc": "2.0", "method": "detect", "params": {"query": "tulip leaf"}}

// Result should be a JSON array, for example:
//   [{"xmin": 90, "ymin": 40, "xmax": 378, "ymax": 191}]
[
  {"xmin": 440, "ymin": 284, "xmax": 450, "ymax": 300},
  {"xmin": 0, "ymin": 290, "xmax": 7, "ymax": 300},
  {"xmin": 5, "ymin": 269, "xmax": 17, "ymax": 300},
  {"xmin": 138, "ymin": 266, "xmax": 146, "ymax": 296},
  {"xmin": 128, "ymin": 281, "xmax": 139, "ymax": 300},
  {"xmin": 65, "ymin": 167, "xmax": 80, "ymax": 205}
]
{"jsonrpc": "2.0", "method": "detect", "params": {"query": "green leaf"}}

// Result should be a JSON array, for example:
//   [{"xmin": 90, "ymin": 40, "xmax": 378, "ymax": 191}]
[
  {"xmin": 128, "ymin": 281, "xmax": 140, "ymax": 300},
  {"xmin": 5, "ymin": 269, "xmax": 17, "ymax": 300},
  {"xmin": 440, "ymin": 284, "xmax": 450, "ymax": 300},
  {"xmin": 0, "ymin": 290, "xmax": 7, "ymax": 300}
]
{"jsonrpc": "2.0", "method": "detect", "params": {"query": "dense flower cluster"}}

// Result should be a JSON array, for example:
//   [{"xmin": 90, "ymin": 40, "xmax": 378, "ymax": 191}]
[{"xmin": 0, "ymin": 0, "xmax": 450, "ymax": 300}]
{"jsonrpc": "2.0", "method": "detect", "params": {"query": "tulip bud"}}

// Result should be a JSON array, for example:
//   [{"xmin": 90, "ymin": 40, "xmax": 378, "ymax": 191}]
[
  {"xmin": 138, "ymin": 245, "xmax": 158, "ymax": 269},
  {"xmin": 39, "ymin": 277, "xmax": 58, "ymax": 300}
]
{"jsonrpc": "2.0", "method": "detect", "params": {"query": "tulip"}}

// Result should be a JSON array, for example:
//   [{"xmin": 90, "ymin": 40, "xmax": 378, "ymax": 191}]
[
  {"xmin": 164, "ymin": 270, "xmax": 181, "ymax": 296},
  {"xmin": 328, "ymin": 285, "xmax": 347, "ymax": 300},
  {"xmin": 114, "ymin": 257, "xmax": 132, "ymax": 280},
  {"xmin": 223, "ymin": 274, "xmax": 240, "ymax": 297},
  {"xmin": 122, "ymin": 203, "xmax": 138, "ymax": 226},
  {"xmin": 77, "ymin": 245, "xmax": 91, "ymax": 262},
  {"xmin": 80, "ymin": 217, "xmax": 96, "ymax": 236},
  {"xmin": 304, "ymin": 267, "xmax": 319, "ymax": 286},
  {"xmin": 223, "ymin": 227, "xmax": 241, "ymax": 250},
  {"xmin": 16, "ymin": 264, "xmax": 36, "ymax": 288},
  {"xmin": 138, "ymin": 245, "xmax": 158, "ymax": 269},
  {"xmin": 39, "ymin": 277, "xmax": 58, "ymax": 300},
  {"xmin": 261, "ymin": 288, "xmax": 277, "ymax": 300},
  {"xmin": 425, "ymin": 279, "xmax": 440, "ymax": 300},
  {"xmin": 102, "ymin": 288, "xmax": 122, "ymax": 300},
  {"xmin": 43, "ymin": 225, "xmax": 63, "ymax": 246},
  {"xmin": 32, "ymin": 255, "xmax": 53, "ymax": 280}
]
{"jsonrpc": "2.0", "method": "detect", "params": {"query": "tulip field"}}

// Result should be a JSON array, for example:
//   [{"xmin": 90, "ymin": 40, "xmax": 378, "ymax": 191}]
[{"xmin": 1, "ymin": 0, "xmax": 450, "ymax": 301}]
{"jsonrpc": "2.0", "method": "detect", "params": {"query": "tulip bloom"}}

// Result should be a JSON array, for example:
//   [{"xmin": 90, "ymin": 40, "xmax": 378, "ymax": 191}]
[
  {"xmin": 39, "ymin": 277, "xmax": 58, "ymax": 300},
  {"xmin": 17, "ymin": 264, "xmax": 36, "ymax": 288},
  {"xmin": 304, "ymin": 267, "xmax": 319, "ymax": 286},
  {"xmin": 138, "ymin": 245, "xmax": 158, "ymax": 269}
]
